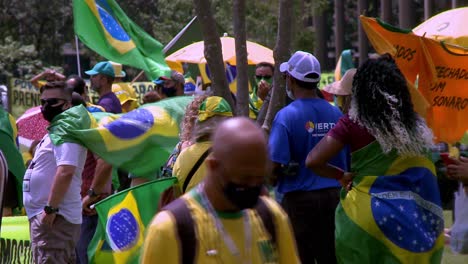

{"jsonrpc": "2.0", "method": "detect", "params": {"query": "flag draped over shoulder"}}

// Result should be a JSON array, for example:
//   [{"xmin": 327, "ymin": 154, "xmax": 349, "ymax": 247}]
[
  {"xmin": 336, "ymin": 142, "xmax": 444, "ymax": 263},
  {"xmin": 0, "ymin": 109, "xmax": 26, "ymax": 206},
  {"xmin": 87, "ymin": 177, "xmax": 177, "ymax": 264},
  {"xmin": 73, "ymin": 0, "xmax": 170, "ymax": 80},
  {"xmin": 48, "ymin": 96, "xmax": 193, "ymax": 178},
  {"xmin": 360, "ymin": 15, "xmax": 468, "ymax": 143}
]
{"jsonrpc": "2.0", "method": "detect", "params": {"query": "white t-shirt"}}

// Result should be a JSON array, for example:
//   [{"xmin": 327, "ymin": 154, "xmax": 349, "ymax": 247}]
[{"xmin": 23, "ymin": 135, "xmax": 87, "ymax": 224}]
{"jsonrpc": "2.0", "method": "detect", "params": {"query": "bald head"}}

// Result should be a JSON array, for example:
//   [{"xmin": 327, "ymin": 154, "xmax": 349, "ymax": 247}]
[
  {"xmin": 203, "ymin": 117, "xmax": 270, "ymax": 211},
  {"xmin": 212, "ymin": 117, "xmax": 268, "ymax": 161},
  {"xmin": 206, "ymin": 117, "xmax": 270, "ymax": 188}
]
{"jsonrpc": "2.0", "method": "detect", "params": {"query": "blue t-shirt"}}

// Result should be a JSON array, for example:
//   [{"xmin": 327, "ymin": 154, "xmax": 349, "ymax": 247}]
[
  {"xmin": 98, "ymin": 92, "xmax": 122, "ymax": 114},
  {"xmin": 269, "ymin": 98, "xmax": 348, "ymax": 193}
]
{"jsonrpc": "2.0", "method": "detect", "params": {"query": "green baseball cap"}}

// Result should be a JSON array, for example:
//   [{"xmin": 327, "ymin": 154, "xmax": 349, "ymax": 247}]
[{"xmin": 85, "ymin": 61, "xmax": 115, "ymax": 77}]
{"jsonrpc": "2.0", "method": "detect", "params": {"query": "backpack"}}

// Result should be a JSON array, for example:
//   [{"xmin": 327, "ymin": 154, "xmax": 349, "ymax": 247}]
[
  {"xmin": 157, "ymin": 148, "xmax": 212, "ymax": 210},
  {"xmin": 163, "ymin": 197, "xmax": 277, "ymax": 264}
]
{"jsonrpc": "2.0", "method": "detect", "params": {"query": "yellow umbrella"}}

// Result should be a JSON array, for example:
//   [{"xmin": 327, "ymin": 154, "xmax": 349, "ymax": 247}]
[
  {"xmin": 165, "ymin": 36, "xmax": 274, "ymax": 65},
  {"xmin": 413, "ymin": 7, "xmax": 468, "ymax": 47}
]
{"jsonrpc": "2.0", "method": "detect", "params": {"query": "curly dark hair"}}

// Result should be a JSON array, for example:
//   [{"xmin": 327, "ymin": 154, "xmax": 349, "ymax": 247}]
[
  {"xmin": 179, "ymin": 94, "xmax": 209, "ymax": 142},
  {"xmin": 349, "ymin": 54, "xmax": 433, "ymax": 155}
]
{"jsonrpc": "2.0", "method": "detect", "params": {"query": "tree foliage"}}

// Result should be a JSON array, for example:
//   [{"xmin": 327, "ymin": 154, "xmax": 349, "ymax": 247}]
[
  {"xmin": 0, "ymin": 0, "xmax": 329, "ymax": 85},
  {"xmin": 0, "ymin": 37, "xmax": 47, "ymax": 85}
]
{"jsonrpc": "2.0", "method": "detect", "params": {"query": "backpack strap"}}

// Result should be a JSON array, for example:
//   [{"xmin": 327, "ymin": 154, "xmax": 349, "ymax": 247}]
[
  {"xmin": 163, "ymin": 198, "xmax": 196, "ymax": 264},
  {"xmin": 255, "ymin": 198, "xmax": 277, "ymax": 245},
  {"xmin": 162, "ymin": 196, "xmax": 276, "ymax": 264},
  {"xmin": 182, "ymin": 147, "xmax": 212, "ymax": 193}
]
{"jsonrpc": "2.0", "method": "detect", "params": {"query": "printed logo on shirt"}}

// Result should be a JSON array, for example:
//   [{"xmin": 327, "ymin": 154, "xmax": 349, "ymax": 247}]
[
  {"xmin": 305, "ymin": 121, "xmax": 315, "ymax": 133},
  {"xmin": 305, "ymin": 121, "xmax": 336, "ymax": 136}
]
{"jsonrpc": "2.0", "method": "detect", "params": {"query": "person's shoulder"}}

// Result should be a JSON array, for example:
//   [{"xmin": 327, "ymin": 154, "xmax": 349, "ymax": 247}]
[
  {"xmin": 274, "ymin": 103, "xmax": 294, "ymax": 120},
  {"xmin": 149, "ymin": 210, "xmax": 177, "ymax": 230},
  {"xmin": 185, "ymin": 141, "xmax": 212, "ymax": 154}
]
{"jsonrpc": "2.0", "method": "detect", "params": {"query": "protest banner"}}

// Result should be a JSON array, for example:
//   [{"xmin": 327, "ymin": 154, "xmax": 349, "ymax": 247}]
[
  {"xmin": 88, "ymin": 82, "xmax": 155, "ymax": 105},
  {"xmin": 360, "ymin": 16, "xmax": 468, "ymax": 143},
  {"xmin": 418, "ymin": 39, "xmax": 468, "ymax": 143},
  {"xmin": 0, "ymin": 216, "xmax": 32, "ymax": 263},
  {"xmin": 9, "ymin": 78, "xmax": 41, "ymax": 119}
]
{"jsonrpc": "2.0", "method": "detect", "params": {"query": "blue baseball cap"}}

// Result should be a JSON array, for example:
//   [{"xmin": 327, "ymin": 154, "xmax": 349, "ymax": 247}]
[{"xmin": 85, "ymin": 61, "xmax": 115, "ymax": 77}]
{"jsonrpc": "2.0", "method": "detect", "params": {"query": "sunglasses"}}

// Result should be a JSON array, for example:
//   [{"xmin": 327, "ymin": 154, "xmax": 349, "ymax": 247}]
[
  {"xmin": 40, "ymin": 98, "xmax": 66, "ymax": 106},
  {"xmin": 255, "ymin": 75, "xmax": 272, "ymax": 80}
]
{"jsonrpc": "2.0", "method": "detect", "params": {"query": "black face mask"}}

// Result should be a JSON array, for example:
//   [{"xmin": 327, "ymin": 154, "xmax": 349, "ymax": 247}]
[
  {"xmin": 223, "ymin": 182, "xmax": 262, "ymax": 210},
  {"xmin": 41, "ymin": 103, "xmax": 65, "ymax": 122},
  {"xmin": 162, "ymin": 87, "xmax": 177, "ymax": 97}
]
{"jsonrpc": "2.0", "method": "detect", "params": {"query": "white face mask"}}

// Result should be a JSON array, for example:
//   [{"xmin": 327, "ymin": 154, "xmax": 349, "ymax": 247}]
[{"xmin": 286, "ymin": 83, "xmax": 295, "ymax": 100}]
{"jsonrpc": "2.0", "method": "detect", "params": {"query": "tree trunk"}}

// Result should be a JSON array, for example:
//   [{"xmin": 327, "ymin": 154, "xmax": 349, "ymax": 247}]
[
  {"xmin": 380, "ymin": 0, "xmax": 392, "ymax": 24},
  {"xmin": 233, "ymin": 0, "xmax": 249, "ymax": 117},
  {"xmin": 313, "ymin": 9, "xmax": 328, "ymax": 70},
  {"xmin": 334, "ymin": 0, "xmax": 345, "ymax": 64},
  {"xmin": 424, "ymin": 0, "xmax": 433, "ymax": 21},
  {"xmin": 398, "ymin": 0, "xmax": 414, "ymax": 29},
  {"xmin": 193, "ymin": 0, "xmax": 235, "ymax": 110},
  {"xmin": 357, "ymin": 0, "xmax": 369, "ymax": 66},
  {"xmin": 260, "ymin": 0, "xmax": 293, "ymax": 133}
]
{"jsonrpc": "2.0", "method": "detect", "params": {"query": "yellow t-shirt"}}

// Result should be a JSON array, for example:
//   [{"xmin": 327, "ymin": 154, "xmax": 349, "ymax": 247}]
[
  {"xmin": 172, "ymin": 141, "xmax": 211, "ymax": 193},
  {"xmin": 141, "ymin": 194, "xmax": 300, "ymax": 264}
]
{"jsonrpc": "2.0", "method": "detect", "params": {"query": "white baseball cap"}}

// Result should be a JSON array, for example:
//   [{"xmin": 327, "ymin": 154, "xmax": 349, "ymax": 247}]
[{"xmin": 280, "ymin": 51, "xmax": 321, "ymax": 82}]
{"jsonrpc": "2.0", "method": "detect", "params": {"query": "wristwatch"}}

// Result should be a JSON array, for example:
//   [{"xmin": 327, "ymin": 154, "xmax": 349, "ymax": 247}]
[
  {"xmin": 87, "ymin": 188, "xmax": 99, "ymax": 198},
  {"xmin": 44, "ymin": 205, "xmax": 59, "ymax": 214}
]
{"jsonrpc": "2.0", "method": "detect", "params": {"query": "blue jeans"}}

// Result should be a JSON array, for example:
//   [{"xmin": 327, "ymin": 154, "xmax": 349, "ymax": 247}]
[{"xmin": 76, "ymin": 214, "xmax": 98, "ymax": 264}]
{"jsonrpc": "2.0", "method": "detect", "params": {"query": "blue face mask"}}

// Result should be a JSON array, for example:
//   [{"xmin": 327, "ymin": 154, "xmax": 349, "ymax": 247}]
[{"xmin": 162, "ymin": 87, "xmax": 177, "ymax": 97}]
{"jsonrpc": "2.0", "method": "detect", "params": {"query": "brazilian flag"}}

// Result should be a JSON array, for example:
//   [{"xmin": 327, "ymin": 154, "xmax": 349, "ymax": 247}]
[
  {"xmin": 73, "ymin": 0, "xmax": 170, "ymax": 79},
  {"xmin": 336, "ymin": 141, "xmax": 444, "ymax": 263},
  {"xmin": 0, "ymin": 108, "xmax": 25, "ymax": 207},
  {"xmin": 88, "ymin": 177, "xmax": 177, "ymax": 264},
  {"xmin": 48, "ymin": 96, "xmax": 192, "ymax": 178}
]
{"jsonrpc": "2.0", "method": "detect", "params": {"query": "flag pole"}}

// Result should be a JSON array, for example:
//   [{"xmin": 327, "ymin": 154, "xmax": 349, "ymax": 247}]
[
  {"xmin": 131, "ymin": 16, "xmax": 198, "ymax": 84},
  {"xmin": 131, "ymin": 71, "xmax": 145, "ymax": 83},
  {"xmin": 74, "ymin": 35, "xmax": 82, "ymax": 77}
]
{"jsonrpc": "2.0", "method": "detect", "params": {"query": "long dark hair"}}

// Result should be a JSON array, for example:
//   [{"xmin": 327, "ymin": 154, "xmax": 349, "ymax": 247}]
[{"xmin": 349, "ymin": 54, "xmax": 433, "ymax": 155}]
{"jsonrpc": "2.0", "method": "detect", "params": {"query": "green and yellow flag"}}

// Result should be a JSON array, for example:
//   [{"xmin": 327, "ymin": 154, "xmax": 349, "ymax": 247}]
[
  {"xmin": 88, "ymin": 177, "xmax": 177, "ymax": 264},
  {"xmin": 73, "ymin": 0, "xmax": 170, "ymax": 79},
  {"xmin": 48, "ymin": 96, "xmax": 193, "ymax": 178},
  {"xmin": 336, "ymin": 142, "xmax": 444, "ymax": 263},
  {"xmin": 0, "ymin": 108, "xmax": 26, "ymax": 207}
]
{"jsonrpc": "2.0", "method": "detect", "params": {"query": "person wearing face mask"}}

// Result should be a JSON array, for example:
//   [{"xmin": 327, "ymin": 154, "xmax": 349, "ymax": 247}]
[
  {"xmin": 142, "ymin": 117, "xmax": 300, "ymax": 263},
  {"xmin": 269, "ymin": 51, "xmax": 348, "ymax": 264},
  {"xmin": 249, "ymin": 62, "xmax": 274, "ymax": 118},
  {"xmin": 23, "ymin": 81, "xmax": 88, "ymax": 263},
  {"xmin": 153, "ymin": 70, "xmax": 185, "ymax": 99}
]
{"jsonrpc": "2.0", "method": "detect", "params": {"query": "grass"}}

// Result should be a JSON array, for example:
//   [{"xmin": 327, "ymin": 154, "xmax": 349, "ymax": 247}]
[{"xmin": 442, "ymin": 211, "xmax": 468, "ymax": 264}]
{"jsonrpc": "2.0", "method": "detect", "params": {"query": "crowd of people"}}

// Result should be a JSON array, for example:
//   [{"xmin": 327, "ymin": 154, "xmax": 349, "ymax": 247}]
[{"xmin": 0, "ymin": 50, "xmax": 467, "ymax": 264}]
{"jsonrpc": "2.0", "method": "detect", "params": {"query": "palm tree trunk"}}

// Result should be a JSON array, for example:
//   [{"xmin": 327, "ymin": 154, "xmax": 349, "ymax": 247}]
[
  {"xmin": 260, "ymin": 0, "xmax": 293, "ymax": 133},
  {"xmin": 193, "ymin": 0, "xmax": 235, "ymax": 110},
  {"xmin": 233, "ymin": 0, "xmax": 249, "ymax": 117}
]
